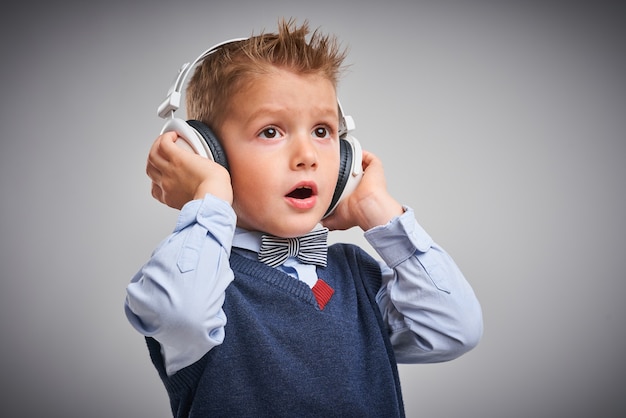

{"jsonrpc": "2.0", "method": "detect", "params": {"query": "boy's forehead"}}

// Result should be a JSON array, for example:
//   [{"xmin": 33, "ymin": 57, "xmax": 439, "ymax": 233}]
[{"xmin": 228, "ymin": 70, "xmax": 339, "ymax": 116}]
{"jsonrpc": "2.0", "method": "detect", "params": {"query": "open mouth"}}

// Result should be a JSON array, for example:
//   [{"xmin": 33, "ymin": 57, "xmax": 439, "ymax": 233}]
[{"xmin": 286, "ymin": 186, "xmax": 314, "ymax": 200}]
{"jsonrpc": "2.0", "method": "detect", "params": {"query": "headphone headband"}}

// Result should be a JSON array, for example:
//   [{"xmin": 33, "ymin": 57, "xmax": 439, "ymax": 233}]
[
  {"xmin": 157, "ymin": 38, "xmax": 247, "ymax": 119},
  {"xmin": 157, "ymin": 37, "xmax": 355, "ymax": 137}
]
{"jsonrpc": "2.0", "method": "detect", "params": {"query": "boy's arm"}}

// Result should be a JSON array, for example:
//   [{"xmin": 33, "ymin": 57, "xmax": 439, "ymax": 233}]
[
  {"xmin": 125, "ymin": 194, "xmax": 236, "ymax": 376},
  {"xmin": 324, "ymin": 150, "xmax": 482, "ymax": 362},
  {"xmin": 365, "ymin": 208, "xmax": 483, "ymax": 363},
  {"xmin": 126, "ymin": 132, "xmax": 236, "ymax": 376}
]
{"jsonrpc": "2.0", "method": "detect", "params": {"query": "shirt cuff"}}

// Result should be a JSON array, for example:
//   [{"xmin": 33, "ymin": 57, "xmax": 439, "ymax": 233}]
[
  {"xmin": 174, "ymin": 194, "xmax": 236, "ymax": 233},
  {"xmin": 364, "ymin": 206, "xmax": 433, "ymax": 268}
]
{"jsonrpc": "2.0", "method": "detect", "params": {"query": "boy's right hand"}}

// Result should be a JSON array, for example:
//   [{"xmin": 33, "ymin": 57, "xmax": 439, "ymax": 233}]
[{"xmin": 146, "ymin": 131, "xmax": 233, "ymax": 210}]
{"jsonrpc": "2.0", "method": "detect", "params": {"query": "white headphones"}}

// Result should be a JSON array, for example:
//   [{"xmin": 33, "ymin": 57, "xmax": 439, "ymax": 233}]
[{"xmin": 157, "ymin": 38, "xmax": 363, "ymax": 217}]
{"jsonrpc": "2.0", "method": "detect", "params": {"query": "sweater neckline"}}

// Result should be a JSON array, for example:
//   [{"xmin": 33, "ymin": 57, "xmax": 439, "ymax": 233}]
[{"xmin": 229, "ymin": 252, "xmax": 321, "ymax": 309}]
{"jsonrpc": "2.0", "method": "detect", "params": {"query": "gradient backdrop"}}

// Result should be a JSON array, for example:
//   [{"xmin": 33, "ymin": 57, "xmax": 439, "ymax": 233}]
[{"xmin": 1, "ymin": 0, "xmax": 624, "ymax": 417}]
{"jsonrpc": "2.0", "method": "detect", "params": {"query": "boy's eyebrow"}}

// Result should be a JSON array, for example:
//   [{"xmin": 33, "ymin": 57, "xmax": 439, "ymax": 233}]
[{"xmin": 244, "ymin": 105, "xmax": 339, "ymax": 125}]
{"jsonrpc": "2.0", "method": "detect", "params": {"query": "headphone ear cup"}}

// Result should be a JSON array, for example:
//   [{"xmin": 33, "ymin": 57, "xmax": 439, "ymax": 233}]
[
  {"xmin": 325, "ymin": 139, "xmax": 351, "ymax": 218},
  {"xmin": 186, "ymin": 119, "xmax": 229, "ymax": 170},
  {"xmin": 323, "ymin": 135, "xmax": 363, "ymax": 218}
]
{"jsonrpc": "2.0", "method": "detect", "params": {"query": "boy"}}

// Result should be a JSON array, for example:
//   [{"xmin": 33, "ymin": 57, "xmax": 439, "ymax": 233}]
[{"xmin": 125, "ymin": 19, "xmax": 482, "ymax": 417}]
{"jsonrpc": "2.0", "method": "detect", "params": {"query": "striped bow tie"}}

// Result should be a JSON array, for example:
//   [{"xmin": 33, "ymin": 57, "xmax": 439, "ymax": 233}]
[{"xmin": 258, "ymin": 228, "xmax": 329, "ymax": 268}]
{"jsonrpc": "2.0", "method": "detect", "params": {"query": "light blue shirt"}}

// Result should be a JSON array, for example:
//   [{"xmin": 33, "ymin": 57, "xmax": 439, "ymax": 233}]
[{"xmin": 125, "ymin": 194, "xmax": 483, "ymax": 376}]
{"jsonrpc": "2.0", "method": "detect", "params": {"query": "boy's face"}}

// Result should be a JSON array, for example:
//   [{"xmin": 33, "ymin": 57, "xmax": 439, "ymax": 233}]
[{"xmin": 218, "ymin": 68, "xmax": 340, "ymax": 237}]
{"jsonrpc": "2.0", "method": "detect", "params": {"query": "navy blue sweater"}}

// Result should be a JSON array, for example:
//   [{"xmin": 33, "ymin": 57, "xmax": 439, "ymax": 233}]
[{"xmin": 146, "ymin": 243, "xmax": 405, "ymax": 417}]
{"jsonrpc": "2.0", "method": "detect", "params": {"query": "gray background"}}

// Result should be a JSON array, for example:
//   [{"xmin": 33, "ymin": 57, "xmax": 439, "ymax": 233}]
[{"xmin": 1, "ymin": 0, "xmax": 624, "ymax": 417}]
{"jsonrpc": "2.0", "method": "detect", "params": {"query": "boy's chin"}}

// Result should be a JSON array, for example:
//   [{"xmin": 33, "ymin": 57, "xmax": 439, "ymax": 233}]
[
  {"xmin": 236, "ymin": 202, "xmax": 330, "ymax": 237},
  {"xmin": 266, "ymin": 215, "xmax": 325, "ymax": 238}
]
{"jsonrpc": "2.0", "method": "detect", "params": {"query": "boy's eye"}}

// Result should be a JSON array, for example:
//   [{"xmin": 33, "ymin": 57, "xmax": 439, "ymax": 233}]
[
  {"xmin": 259, "ymin": 127, "xmax": 281, "ymax": 139},
  {"xmin": 313, "ymin": 127, "xmax": 330, "ymax": 139}
]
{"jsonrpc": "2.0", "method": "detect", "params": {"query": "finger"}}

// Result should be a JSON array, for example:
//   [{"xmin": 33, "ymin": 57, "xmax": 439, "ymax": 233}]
[
  {"xmin": 320, "ymin": 201, "xmax": 355, "ymax": 231},
  {"xmin": 148, "ymin": 133, "xmax": 164, "ymax": 158},
  {"xmin": 320, "ymin": 216, "xmax": 338, "ymax": 231},
  {"xmin": 360, "ymin": 149, "xmax": 378, "ymax": 168},
  {"xmin": 321, "ymin": 214, "xmax": 353, "ymax": 232},
  {"xmin": 321, "ymin": 213, "xmax": 342, "ymax": 231},
  {"xmin": 146, "ymin": 159, "xmax": 162, "ymax": 183},
  {"xmin": 147, "ymin": 136, "xmax": 163, "ymax": 169},
  {"xmin": 150, "ymin": 182, "xmax": 164, "ymax": 203},
  {"xmin": 158, "ymin": 131, "xmax": 183, "ymax": 159},
  {"xmin": 148, "ymin": 131, "xmax": 179, "ymax": 165},
  {"xmin": 147, "ymin": 136, "xmax": 173, "ymax": 173}
]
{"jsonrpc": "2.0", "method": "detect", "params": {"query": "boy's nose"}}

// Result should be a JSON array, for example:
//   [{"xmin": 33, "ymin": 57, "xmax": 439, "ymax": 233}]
[{"xmin": 290, "ymin": 133, "xmax": 318, "ymax": 169}]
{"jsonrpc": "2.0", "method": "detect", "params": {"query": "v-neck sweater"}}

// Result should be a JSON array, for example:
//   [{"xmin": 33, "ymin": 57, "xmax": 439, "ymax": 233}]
[{"xmin": 146, "ymin": 242, "xmax": 405, "ymax": 417}]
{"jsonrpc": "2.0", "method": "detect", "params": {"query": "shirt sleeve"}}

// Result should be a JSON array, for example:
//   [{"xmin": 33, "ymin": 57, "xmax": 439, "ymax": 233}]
[
  {"xmin": 125, "ymin": 194, "xmax": 237, "ymax": 376},
  {"xmin": 364, "ymin": 206, "xmax": 483, "ymax": 363}
]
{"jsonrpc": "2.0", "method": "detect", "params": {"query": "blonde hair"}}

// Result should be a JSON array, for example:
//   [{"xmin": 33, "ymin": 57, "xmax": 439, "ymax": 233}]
[{"xmin": 186, "ymin": 18, "xmax": 348, "ymax": 130}]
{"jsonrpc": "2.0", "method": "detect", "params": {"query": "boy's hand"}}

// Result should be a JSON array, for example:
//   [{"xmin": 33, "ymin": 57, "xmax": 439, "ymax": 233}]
[
  {"xmin": 146, "ymin": 132, "xmax": 233, "ymax": 210},
  {"xmin": 322, "ymin": 150, "xmax": 404, "ymax": 232}
]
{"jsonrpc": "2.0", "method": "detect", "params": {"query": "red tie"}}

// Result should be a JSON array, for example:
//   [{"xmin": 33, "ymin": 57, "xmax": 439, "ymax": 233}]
[{"xmin": 311, "ymin": 279, "xmax": 334, "ymax": 310}]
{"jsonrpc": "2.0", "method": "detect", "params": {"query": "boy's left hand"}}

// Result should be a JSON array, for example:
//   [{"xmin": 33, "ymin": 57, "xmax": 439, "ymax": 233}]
[{"xmin": 322, "ymin": 150, "xmax": 404, "ymax": 232}]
